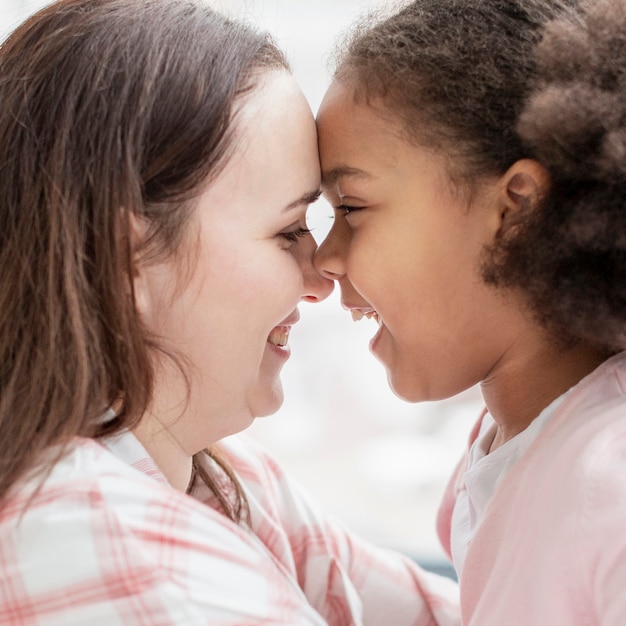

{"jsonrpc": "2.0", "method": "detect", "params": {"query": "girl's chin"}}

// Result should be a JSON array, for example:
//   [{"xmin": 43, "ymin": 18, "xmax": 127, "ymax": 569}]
[
  {"xmin": 386, "ymin": 370, "xmax": 417, "ymax": 402},
  {"xmin": 388, "ymin": 381, "xmax": 424, "ymax": 403},
  {"xmin": 379, "ymin": 351, "xmax": 429, "ymax": 402}
]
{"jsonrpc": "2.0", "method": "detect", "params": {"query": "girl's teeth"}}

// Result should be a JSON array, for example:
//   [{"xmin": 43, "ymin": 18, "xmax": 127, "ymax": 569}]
[
  {"xmin": 268, "ymin": 328, "xmax": 289, "ymax": 347},
  {"xmin": 351, "ymin": 310, "xmax": 381, "ymax": 324}
]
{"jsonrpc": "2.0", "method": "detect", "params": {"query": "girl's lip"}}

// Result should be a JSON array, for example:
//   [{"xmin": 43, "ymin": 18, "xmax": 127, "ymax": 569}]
[
  {"xmin": 344, "ymin": 303, "xmax": 381, "ymax": 325},
  {"xmin": 341, "ymin": 299, "xmax": 370, "ymax": 311},
  {"xmin": 351, "ymin": 309, "xmax": 380, "ymax": 323},
  {"xmin": 369, "ymin": 322, "xmax": 385, "ymax": 354},
  {"xmin": 342, "ymin": 300, "xmax": 385, "ymax": 352}
]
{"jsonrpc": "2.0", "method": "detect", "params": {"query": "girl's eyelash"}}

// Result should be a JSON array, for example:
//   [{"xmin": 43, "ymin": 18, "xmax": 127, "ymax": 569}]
[
  {"xmin": 337, "ymin": 204, "xmax": 363, "ymax": 216},
  {"xmin": 280, "ymin": 227, "xmax": 311, "ymax": 242}
]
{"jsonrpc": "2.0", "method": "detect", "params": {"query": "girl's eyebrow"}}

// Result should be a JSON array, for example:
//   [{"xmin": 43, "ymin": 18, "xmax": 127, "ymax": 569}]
[
  {"xmin": 321, "ymin": 166, "xmax": 371, "ymax": 188},
  {"xmin": 283, "ymin": 189, "xmax": 322, "ymax": 212}
]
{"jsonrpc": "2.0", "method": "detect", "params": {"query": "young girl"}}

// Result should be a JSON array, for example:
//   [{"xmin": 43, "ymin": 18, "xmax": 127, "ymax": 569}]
[
  {"xmin": 315, "ymin": 0, "xmax": 626, "ymax": 623},
  {"xmin": 0, "ymin": 0, "xmax": 459, "ymax": 623}
]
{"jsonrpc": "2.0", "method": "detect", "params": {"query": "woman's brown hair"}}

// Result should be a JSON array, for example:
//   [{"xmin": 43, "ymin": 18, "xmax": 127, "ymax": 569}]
[
  {"xmin": 0, "ymin": 0, "xmax": 287, "ymax": 516},
  {"xmin": 333, "ymin": 0, "xmax": 626, "ymax": 352}
]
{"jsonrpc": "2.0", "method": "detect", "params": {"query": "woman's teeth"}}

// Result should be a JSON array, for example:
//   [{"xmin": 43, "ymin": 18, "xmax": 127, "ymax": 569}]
[
  {"xmin": 268, "ymin": 328, "xmax": 290, "ymax": 347},
  {"xmin": 351, "ymin": 310, "xmax": 381, "ymax": 324}
]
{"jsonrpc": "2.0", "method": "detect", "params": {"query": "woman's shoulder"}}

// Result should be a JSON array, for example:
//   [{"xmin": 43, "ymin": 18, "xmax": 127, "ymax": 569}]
[
  {"xmin": 4, "ymin": 436, "xmax": 159, "ymax": 506},
  {"xmin": 216, "ymin": 434, "xmax": 290, "ymax": 489},
  {"xmin": 215, "ymin": 434, "xmax": 330, "ymax": 530},
  {"xmin": 1, "ymin": 437, "xmax": 209, "ymax": 539},
  {"xmin": 0, "ymin": 437, "xmax": 325, "ymax": 625},
  {"xmin": 0, "ymin": 437, "xmax": 275, "ymax": 568},
  {"xmin": 0, "ymin": 439, "xmax": 187, "ymax": 621}
]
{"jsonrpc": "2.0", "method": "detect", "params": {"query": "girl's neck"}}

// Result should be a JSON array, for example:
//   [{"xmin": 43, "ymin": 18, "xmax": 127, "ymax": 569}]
[{"xmin": 480, "ymin": 336, "xmax": 611, "ymax": 451}]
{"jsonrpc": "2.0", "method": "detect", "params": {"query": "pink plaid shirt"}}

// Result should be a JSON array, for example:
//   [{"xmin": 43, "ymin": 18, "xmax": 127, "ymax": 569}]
[{"xmin": 0, "ymin": 431, "xmax": 459, "ymax": 625}]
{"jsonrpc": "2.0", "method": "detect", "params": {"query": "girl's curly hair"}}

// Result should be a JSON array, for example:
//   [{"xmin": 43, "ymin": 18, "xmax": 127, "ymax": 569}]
[
  {"xmin": 497, "ymin": 0, "xmax": 626, "ymax": 351},
  {"xmin": 334, "ymin": 0, "xmax": 626, "ymax": 351}
]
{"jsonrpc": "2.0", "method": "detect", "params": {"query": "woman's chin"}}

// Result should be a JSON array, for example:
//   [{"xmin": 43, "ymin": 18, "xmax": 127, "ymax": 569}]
[{"xmin": 249, "ymin": 379, "xmax": 285, "ymax": 418}]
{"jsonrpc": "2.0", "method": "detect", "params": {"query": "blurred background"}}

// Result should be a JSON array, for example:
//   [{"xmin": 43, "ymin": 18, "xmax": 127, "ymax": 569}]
[{"xmin": 1, "ymin": 0, "xmax": 483, "ymax": 574}]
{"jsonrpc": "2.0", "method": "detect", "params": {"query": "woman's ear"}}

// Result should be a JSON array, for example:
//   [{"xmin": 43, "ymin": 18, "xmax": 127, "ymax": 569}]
[
  {"xmin": 126, "ymin": 211, "xmax": 152, "ymax": 320},
  {"xmin": 497, "ymin": 159, "xmax": 550, "ymax": 237}
]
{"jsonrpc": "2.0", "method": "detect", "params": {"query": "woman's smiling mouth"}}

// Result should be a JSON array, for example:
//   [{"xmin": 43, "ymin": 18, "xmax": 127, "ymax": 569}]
[
  {"xmin": 267, "ymin": 309, "xmax": 300, "ymax": 348},
  {"xmin": 267, "ymin": 327, "xmax": 291, "ymax": 347}
]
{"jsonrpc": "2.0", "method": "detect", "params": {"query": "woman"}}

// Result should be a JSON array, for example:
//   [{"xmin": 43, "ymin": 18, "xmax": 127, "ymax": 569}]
[
  {"xmin": 0, "ymin": 0, "xmax": 458, "ymax": 624},
  {"xmin": 315, "ymin": 0, "xmax": 626, "ymax": 623}
]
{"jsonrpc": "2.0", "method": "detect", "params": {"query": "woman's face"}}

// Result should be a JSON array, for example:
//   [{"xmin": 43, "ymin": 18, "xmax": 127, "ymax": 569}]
[
  {"xmin": 314, "ymin": 80, "xmax": 525, "ymax": 402},
  {"xmin": 137, "ymin": 71, "xmax": 332, "ymax": 452}
]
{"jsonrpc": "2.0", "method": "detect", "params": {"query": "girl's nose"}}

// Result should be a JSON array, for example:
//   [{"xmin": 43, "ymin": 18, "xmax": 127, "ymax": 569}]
[
  {"xmin": 297, "ymin": 234, "xmax": 334, "ymax": 303},
  {"xmin": 313, "ymin": 217, "xmax": 348, "ymax": 282}
]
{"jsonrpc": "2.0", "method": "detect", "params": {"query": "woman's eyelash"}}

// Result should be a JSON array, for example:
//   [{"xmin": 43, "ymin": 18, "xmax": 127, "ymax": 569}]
[{"xmin": 280, "ymin": 227, "xmax": 311, "ymax": 242}]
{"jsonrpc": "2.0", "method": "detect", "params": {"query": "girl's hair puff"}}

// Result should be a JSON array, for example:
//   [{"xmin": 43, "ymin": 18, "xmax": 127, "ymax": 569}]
[{"xmin": 491, "ymin": 0, "xmax": 626, "ymax": 351}]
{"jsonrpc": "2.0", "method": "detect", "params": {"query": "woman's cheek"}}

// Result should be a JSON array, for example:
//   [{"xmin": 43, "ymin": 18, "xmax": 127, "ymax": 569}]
[{"xmin": 248, "ymin": 249, "xmax": 303, "ymax": 315}]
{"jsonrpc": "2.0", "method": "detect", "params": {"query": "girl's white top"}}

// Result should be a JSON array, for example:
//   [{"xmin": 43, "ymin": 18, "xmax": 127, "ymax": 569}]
[{"xmin": 450, "ymin": 392, "xmax": 568, "ymax": 576}]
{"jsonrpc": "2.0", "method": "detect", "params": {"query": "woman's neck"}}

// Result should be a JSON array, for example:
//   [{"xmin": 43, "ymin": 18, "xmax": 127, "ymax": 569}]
[{"xmin": 132, "ymin": 415, "xmax": 193, "ymax": 492}]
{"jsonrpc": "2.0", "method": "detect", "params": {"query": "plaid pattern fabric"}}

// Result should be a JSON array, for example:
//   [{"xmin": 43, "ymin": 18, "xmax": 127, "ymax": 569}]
[{"xmin": 0, "ymin": 432, "xmax": 459, "ymax": 625}]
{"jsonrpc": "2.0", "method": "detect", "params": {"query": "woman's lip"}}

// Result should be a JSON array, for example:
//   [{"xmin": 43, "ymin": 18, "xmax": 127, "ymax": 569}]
[
  {"xmin": 276, "ymin": 308, "xmax": 300, "ymax": 327},
  {"xmin": 267, "ymin": 341, "xmax": 291, "ymax": 358},
  {"xmin": 266, "ymin": 308, "xmax": 300, "ymax": 351}
]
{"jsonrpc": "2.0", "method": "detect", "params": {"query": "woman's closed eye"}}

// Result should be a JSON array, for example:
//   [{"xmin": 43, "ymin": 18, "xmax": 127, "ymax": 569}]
[{"xmin": 279, "ymin": 226, "xmax": 312, "ymax": 243}]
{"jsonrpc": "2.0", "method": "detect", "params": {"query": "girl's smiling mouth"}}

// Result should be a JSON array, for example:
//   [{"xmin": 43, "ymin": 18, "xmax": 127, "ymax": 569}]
[{"xmin": 350, "ymin": 308, "xmax": 381, "ymax": 324}]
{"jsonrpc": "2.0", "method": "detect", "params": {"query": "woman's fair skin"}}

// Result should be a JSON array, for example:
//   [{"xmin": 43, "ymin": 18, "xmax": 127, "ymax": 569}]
[
  {"xmin": 314, "ymin": 79, "xmax": 608, "ymax": 451},
  {"xmin": 134, "ymin": 71, "xmax": 332, "ymax": 491}
]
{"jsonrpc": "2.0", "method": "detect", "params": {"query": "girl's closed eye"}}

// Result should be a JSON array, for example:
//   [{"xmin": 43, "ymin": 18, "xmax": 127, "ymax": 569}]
[{"xmin": 337, "ymin": 204, "xmax": 365, "ymax": 217}]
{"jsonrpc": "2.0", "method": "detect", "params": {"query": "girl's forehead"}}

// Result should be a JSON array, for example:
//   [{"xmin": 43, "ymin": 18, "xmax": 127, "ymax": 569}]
[
  {"xmin": 318, "ymin": 88, "xmax": 425, "ymax": 171},
  {"xmin": 319, "ymin": 79, "xmax": 414, "ymax": 142}
]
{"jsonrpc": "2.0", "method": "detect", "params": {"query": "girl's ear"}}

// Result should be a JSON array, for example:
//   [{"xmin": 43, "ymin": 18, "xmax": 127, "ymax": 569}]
[{"xmin": 497, "ymin": 159, "xmax": 550, "ymax": 236}]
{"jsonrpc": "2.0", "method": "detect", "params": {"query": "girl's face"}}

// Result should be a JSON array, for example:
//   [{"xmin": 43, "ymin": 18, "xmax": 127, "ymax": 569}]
[
  {"xmin": 315, "ymin": 80, "xmax": 526, "ymax": 402},
  {"xmin": 136, "ymin": 71, "xmax": 333, "ymax": 453}
]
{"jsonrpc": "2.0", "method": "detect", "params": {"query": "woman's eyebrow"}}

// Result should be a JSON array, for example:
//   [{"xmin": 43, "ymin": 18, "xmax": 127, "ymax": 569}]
[
  {"xmin": 321, "ymin": 166, "xmax": 371, "ymax": 188},
  {"xmin": 283, "ymin": 189, "xmax": 322, "ymax": 212}
]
